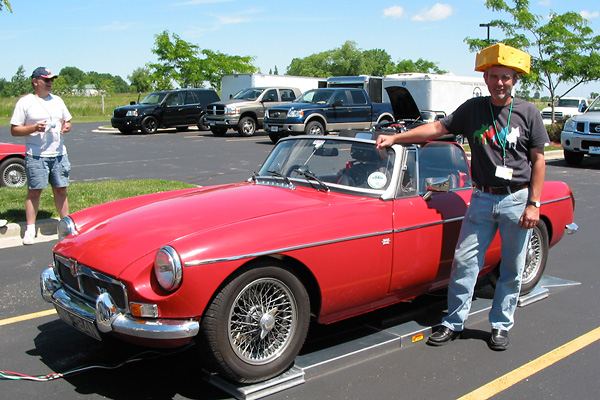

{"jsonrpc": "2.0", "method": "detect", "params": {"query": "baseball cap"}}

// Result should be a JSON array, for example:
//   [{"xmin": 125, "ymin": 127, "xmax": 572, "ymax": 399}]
[{"xmin": 31, "ymin": 67, "xmax": 58, "ymax": 79}]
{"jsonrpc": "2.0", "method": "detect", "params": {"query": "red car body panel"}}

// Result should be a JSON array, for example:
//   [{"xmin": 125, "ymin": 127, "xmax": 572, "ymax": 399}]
[{"xmin": 0, "ymin": 142, "xmax": 26, "ymax": 162}]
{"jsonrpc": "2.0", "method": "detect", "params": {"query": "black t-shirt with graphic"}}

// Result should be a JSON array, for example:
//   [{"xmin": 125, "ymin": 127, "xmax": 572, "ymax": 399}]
[{"xmin": 441, "ymin": 96, "xmax": 549, "ymax": 187}]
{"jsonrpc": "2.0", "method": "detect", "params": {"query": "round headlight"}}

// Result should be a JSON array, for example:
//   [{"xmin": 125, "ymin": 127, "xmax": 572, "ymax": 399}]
[
  {"xmin": 154, "ymin": 246, "xmax": 183, "ymax": 292},
  {"xmin": 57, "ymin": 216, "xmax": 77, "ymax": 240}
]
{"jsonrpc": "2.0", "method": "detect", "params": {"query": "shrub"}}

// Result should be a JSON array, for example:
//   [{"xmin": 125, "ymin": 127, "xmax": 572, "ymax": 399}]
[{"xmin": 545, "ymin": 120, "xmax": 565, "ymax": 144}]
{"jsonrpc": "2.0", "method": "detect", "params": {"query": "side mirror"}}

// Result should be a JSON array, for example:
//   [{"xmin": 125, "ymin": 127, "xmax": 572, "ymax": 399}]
[
  {"xmin": 130, "ymin": 101, "xmax": 136, "ymax": 105},
  {"xmin": 422, "ymin": 176, "xmax": 450, "ymax": 201}
]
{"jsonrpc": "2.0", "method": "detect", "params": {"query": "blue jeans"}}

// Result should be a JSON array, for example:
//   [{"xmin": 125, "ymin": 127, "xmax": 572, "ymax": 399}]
[{"xmin": 442, "ymin": 187, "xmax": 532, "ymax": 332}]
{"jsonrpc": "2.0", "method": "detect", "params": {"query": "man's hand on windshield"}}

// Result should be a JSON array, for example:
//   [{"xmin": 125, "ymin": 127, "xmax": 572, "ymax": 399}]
[{"xmin": 376, "ymin": 134, "xmax": 396, "ymax": 149}]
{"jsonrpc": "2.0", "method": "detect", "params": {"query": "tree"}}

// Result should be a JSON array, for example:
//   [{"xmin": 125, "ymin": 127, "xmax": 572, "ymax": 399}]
[
  {"xmin": 6, "ymin": 65, "xmax": 30, "ymax": 97},
  {"xmin": 1, "ymin": 1, "xmax": 12, "ymax": 12},
  {"xmin": 464, "ymin": 0, "xmax": 600, "ymax": 123},
  {"xmin": 390, "ymin": 58, "xmax": 447, "ymax": 74},
  {"xmin": 59, "ymin": 67, "xmax": 86, "ymax": 87},
  {"xmin": 129, "ymin": 67, "xmax": 153, "ymax": 93}
]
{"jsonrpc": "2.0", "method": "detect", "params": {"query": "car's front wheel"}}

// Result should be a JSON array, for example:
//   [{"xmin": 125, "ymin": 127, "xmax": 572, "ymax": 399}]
[
  {"xmin": 564, "ymin": 149, "xmax": 584, "ymax": 165},
  {"xmin": 140, "ymin": 116, "xmax": 158, "ymax": 134},
  {"xmin": 199, "ymin": 260, "xmax": 310, "ymax": 383},
  {"xmin": 237, "ymin": 116, "xmax": 256, "ymax": 137},
  {"xmin": 0, "ymin": 157, "xmax": 26, "ymax": 187},
  {"xmin": 488, "ymin": 219, "xmax": 549, "ymax": 294},
  {"xmin": 305, "ymin": 121, "xmax": 325, "ymax": 135},
  {"xmin": 211, "ymin": 127, "xmax": 228, "ymax": 137}
]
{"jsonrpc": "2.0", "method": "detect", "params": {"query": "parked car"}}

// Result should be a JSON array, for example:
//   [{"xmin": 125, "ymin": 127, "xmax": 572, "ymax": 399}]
[
  {"xmin": 541, "ymin": 96, "xmax": 589, "ymax": 125},
  {"xmin": 263, "ymin": 87, "xmax": 394, "ymax": 143},
  {"xmin": 0, "ymin": 142, "xmax": 26, "ymax": 187},
  {"xmin": 561, "ymin": 95, "xmax": 600, "ymax": 165},
  {"xmin": 111, "ymin": 88, "xmax": 220, "ymax": 134},
  {"xmin": 41, "ymin": 133, "xmax": 577, "ymax": 384},
  {"xmin": 205, "ymin": 87, "xmax": 302, "ymax": 137}
]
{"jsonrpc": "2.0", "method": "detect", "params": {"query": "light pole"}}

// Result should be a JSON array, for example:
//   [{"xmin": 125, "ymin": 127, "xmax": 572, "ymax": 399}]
[{"xmin": 479, "ymin": 23, "xmax": 492, "ymax": 43}]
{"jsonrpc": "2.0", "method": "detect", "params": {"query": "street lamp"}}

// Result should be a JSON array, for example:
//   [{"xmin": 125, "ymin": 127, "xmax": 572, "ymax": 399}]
[{"xmin": 479, "ymin": 23, "xmax": 492, "ymax": 43}]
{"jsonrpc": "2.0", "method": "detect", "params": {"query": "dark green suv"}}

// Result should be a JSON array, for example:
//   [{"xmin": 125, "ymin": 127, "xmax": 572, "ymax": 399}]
[{"xmin": 111, "ymin": 88, "xmax": 220, "ymax": 134}]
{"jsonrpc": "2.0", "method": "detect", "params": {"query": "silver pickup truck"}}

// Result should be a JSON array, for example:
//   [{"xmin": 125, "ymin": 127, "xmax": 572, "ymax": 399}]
[{"xmin": 205, "ymin": 87, "xmax": 301, "ymax": 137}]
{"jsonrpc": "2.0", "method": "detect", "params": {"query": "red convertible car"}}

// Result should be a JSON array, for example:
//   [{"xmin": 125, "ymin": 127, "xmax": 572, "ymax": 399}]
[
  {"xmin": 0, "ymin": 142, "xmax": 26, "ymax": 187},
  {"xmin": 41, "ymin": 133, "xmax": 577, "ymax": 383}
]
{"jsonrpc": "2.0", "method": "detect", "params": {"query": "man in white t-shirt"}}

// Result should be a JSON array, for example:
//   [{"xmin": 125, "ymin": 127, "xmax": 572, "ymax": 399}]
[{"xmin": 10, "ymin": 67, "xmax": 73, "ymax": 245}]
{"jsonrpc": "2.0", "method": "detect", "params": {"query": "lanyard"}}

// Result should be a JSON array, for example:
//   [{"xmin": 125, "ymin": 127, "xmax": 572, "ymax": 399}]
[
  {"xmin": 489, "ymin": 98, "xmax": 513, "ymax": 165},
  {"xmin": 35, "ymin": 95, "xmax": 55, "ymax": 128}
]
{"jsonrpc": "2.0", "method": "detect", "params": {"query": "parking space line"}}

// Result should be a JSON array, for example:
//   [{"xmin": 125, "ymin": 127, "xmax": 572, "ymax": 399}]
[
  {"xmin": 0, "ymin": 309, "xmax": 56, "ymax": 327},
  {"xmin": 459, "ymin": 326, "xmax": 600, "ymax": 400}
]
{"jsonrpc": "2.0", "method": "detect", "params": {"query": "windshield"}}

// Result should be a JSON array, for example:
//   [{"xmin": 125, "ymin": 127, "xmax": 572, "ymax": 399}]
[
  {"xmin": 587, "ymin": 97, "xmax": 600, "ymax": 112},
  {"xmin": 258, "ymin": 138, "xmax": 395, "ymax": 192},
  {"xmin": 233, "ymin": 88, "xmax": 264, "ymax": 100},
  {"xmin": 140, "ymin": 92, "xmax": 167, "ymax": 105},
  {"xmin": 294, "ymin": 90, "xmax": 334, "ymax": 104},
  {"xmin": 557, "ymin": 99, "xmax": 581, "ymax": 108}
]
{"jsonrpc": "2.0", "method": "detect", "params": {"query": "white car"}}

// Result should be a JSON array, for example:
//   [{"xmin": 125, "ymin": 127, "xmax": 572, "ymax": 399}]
[
  {"xmin": 561, "ymin": 95, "xmax": 600, "ymax": 165},
  {"xmin": 541, "ymin": 97, "xmax": 589, "ymax": 125}
]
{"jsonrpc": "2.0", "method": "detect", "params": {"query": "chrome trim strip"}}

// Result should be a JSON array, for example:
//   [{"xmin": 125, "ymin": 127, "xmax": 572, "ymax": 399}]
[{"xmin": 393, "ymin": 216, "xmax": 464, "ymax": 233}]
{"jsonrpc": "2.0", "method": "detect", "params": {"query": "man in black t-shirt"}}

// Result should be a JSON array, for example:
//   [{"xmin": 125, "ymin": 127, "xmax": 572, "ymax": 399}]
[{"xmin": 376, "ymin": 43, "xmax": 548, "ymax": 351}]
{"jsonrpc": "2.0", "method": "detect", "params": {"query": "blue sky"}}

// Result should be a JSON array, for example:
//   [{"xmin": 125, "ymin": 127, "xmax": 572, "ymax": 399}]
[{"xmin": 1, "ymin": 0, "xmax": 598, "ymax": 97}]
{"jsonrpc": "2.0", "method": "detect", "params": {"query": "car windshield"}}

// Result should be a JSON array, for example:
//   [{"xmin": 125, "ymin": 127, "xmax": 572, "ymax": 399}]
[
  {"xmin": 258, "ymin": 137, "xmax": 395, "ymax": 192},
  {"xmin": 557, "ymin": 99, "xmax": 581, "ymax": 107},
  {"xmin": 140, "ymin": 92, "xmax": 167, "ymax": 104},
  {"xmin": 293, "ymin": 90, "xmax": 334, "ymax": 104},
  {"xmin": 587, "ymin": 97, "xmax": 600, "ymax": 112},
  {"xmin": 233, "ymin": 88, "xmax": 263, "ymax": 100}
]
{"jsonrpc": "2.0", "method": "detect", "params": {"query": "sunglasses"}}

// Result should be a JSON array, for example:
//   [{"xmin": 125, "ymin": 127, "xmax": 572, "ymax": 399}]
[{"xmin": 38, "ymin": 77, "xmax": 55, "ymax": 82}]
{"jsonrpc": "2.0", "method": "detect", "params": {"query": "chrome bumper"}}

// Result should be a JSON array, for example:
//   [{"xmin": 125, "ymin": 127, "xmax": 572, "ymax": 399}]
[{"xmin": 40, "ymin": 267, "xmax": 199, "ymax": 341}]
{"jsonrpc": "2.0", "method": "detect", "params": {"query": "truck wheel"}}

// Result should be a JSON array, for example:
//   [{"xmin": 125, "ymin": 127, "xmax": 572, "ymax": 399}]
[
  {"xmin": 118, "ymin": 128, "xmax": 134, "ymax": 134},
  {"xmin": 269, "ymin": 133, "xmax": 282, "ymax": 143},
  {"xmin": 198, "ymin": 261, "xmax": 310, "ymax": 383},
  {"xmin": 237, "ymin": 117, "xmax": 256, "ymax": 137},
  {"xmin": 211, "ymin": 127, "xmax": 228, "ymax": 137},
  {"xmin": 140, "ymin": 116, "xmax": 158, "ymax": 134},
  {"xmin": 564, "ymin": 150, "xmax": 584, "ymax": 165},
  {"xmin": 305, "ymin": 121, "xmax": 325, "ymax": 135},
  {"xmin": 198, "ymin": 115, "xmax": 210, "ymax": 131}
]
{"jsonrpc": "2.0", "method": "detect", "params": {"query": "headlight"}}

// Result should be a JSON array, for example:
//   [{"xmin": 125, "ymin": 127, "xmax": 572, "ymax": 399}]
[
  {"xmin": 126, "ymin": 110, "xmax": 138, "ymax": 117},
  {"xmin": 225, "ymin": 107, "xmax": 240, "ymax": 116},
  {"xmin": 154, "ymin": 246, "xmax": 183, "ymax": 292},
  {"xmin": 563, "ymin": 118, "xmax": 576, "ymax": 132},
  {"xmin": 57, "ymin": 216, "xmax": 77, "ymax": 240},
  {"xmin": 287, "ymin": 109, "xmax": 304, "ymax": 118}
]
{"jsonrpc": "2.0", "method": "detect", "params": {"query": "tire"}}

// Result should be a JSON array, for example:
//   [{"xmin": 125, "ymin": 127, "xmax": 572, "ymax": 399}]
[
  {"xmin": 140, "ymin": 116, "xmax": 158, "ymax": 134},
  {"xmin": 0, "ymin": 157, "xmax": 26, "ymax": 187},
  {"xmin": 198, "ymin": 115, "xmax": 210, "ymax": 131},
  {"xmin": 304, "ymin": 121, "xmax": 325, "ymax": 135},
  {"xmin": 564, "ymin": 149, "xmax": 584, "ymax": 165},
  {"xmin": 118, "ymin": 128, "xmax": 134, "ymax": 134},
  {"xmin": 175, "ymin": 126, "xmax": 189, "ymax": 132},
  {"xmin": 488, "ymin": 219, "xmax": 549, "ymax": 294},
  {"xmin": 211, "ymin": 127, "xmax": 228, "ymax": 137},
  {"xmin": 237, "ymin": 116, "xmax": 256, "ymax": 137},
  {"xmin": 199, "ymin": 261, "xmax": 310, "ymax": 383},
  {"xmin": 269, "ymin": 132, "xmax": 281, "ymax": 144}
]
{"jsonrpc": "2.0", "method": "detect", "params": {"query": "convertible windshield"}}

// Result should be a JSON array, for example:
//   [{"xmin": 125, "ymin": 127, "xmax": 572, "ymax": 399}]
[
  {"xmin": 587, "ymin": 96, "xmax": 600, "ymax": 112},
  {"xmin": 233, "ymin": 88, "xmax": 263, "ymax": 101},
  {"xmin": 140, "ymin": 92, "xmax": 167, "ymax": 104},
  {"xmin": 258, "ymin": 138, "xmax": 395, "ymax": 191},
  {"xmin": 294, "ymin": 90, "xmax": 334, "ymax": 104}
]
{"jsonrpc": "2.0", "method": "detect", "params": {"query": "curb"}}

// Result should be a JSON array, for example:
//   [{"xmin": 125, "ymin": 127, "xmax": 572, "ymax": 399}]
[{"xmin": 0, "ymin": 218, "xmax": 59, "ymax": 247}]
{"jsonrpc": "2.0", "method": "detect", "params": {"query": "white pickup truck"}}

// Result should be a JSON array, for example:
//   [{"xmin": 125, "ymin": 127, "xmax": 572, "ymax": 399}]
[
  {"xmin": 541, "ymin": 97, "xmax": 589, "ymax": 125},
  {"xmin": 561, "ymin": 95, "xmax": 600, "ymax": 165}
]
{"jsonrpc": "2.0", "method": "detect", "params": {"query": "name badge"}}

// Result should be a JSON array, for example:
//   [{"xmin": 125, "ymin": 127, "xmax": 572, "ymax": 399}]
[{"xmin": 495, "ymin": 165, "xmax": 514, "ymax": 180}]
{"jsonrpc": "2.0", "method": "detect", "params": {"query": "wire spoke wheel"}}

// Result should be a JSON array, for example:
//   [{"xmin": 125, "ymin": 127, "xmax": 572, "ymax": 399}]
[{"xmin": 229, "ymin": 278, "xmax": 297, "ymax": 365}]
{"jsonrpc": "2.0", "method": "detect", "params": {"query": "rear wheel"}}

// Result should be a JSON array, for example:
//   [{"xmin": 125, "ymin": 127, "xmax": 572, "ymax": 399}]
[
  {"xmin": 0, "ymin": 157, "xmax": 26, "ymax": 187},
  {"xmin": 199, "ymin": 260, "xmax": 310, "ymax": 383},
  {"xmin": 305, "ymin": 121, "xmax": 325, "ymax": 135},
  {"xmin": 488, "ymin": 219, "xmax": 549, "ymax": 294},
  {"xmin": 198, "ymin": 116, "xmax": 210, "ymax": 131},
  {"xmin": 564, "ymin": 150, "xmax": 584, "ymax": 165}
]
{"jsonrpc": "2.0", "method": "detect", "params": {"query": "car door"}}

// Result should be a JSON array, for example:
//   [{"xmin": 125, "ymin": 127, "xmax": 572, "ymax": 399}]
[
  {"xmin": 258, "ymin": 89, "xmax": 279, "ymax": 121},
  {"xmin": 347, "ymin": 90, "xmax": 371, "ymax": 128},
  {"xmin": 389, "ymin": 143, "xmax": 472, "ymax": 293},
  {"xmin": 161, "ymin": 92, "xmax": 186, "ymax": 127}
]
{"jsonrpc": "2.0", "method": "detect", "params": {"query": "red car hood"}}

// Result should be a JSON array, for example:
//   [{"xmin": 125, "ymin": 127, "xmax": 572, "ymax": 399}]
[{"xmin": 54, "ymin": 182, "xmax": 375, "ymax": 277}]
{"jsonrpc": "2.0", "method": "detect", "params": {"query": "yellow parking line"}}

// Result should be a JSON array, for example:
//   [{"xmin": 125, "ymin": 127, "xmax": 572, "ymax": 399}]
[
  {"xmin": 459, "ymin": 326, "xmax": 600, "ymax": 400},
  {"xmin": 0, "ymin": 309, "xmax": 56, "ymax": 326}
]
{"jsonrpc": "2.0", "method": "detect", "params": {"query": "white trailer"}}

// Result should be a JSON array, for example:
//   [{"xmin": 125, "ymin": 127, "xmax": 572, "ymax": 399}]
[
  {"xmin": 220, "ymin": 74, "xmax": 326, "ymax": 100},
  {"xmin": 382, "ymin": 73, "xmax": 490, "ymax": 117}
]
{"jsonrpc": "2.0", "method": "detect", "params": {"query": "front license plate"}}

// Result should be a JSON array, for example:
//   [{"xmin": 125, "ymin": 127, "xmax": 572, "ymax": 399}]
[
  {"xmin": 270, "ymin": 126, "xmax": 279, "ymax": 132},
  {"xmin": 210, "ymin": 121, "xmax": 215, "ymax": 126},
  {"xmin": 55, "ymin": 305, "xmax": 102, "ymax": 341},
  {"xmin": 589, "ymin": 146, "xmax": 600, "ymax": 155}
]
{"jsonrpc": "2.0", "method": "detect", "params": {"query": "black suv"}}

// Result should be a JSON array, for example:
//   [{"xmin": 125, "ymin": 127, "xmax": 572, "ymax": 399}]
[{"xmin": 111, "ymin": 88, "xmax": 220, "ymax": 134}]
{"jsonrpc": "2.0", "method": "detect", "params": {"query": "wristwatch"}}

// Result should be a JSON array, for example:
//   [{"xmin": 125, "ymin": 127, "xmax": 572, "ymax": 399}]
[{"xmin": 528, "ymin": 200, "xmax": 541, "ymax": 208}]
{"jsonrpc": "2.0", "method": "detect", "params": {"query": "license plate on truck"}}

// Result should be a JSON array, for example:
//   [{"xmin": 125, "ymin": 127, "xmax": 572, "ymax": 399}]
[
  {"xmin": 589, "ymin": 146, "xmax": 600, "ymax": 155},
  {"xmin": 270, "ymin": 126, "xmax": 279, "ymax": 132},
  {"xmin": 55, "ymin": 304, "xmax": 102, "ymax": 341}
]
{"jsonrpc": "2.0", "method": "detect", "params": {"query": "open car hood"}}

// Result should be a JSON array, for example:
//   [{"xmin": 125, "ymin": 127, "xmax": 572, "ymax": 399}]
[{"xmin": 385, "ymin": 86, "xmax": 422, "ymax": 121}]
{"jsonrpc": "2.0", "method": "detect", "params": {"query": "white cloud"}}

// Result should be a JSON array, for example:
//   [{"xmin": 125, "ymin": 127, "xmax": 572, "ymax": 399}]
[
  {"xmin": 412, "ymin": 3, "xmax": 454, "ymax": 22},
  {"xmin": 581, "ymin": 10, "xmax": 600, "ymax": 20},
  {"xmin": 382, "ymin": 5, "xmax": 405, "ymax": 19}
]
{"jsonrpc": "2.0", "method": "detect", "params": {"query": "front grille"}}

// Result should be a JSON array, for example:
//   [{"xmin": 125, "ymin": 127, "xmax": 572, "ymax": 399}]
[
  {"xmin": 206, "ymin": 105, "xmax": 225, "ymax": 116},
  {"xmin": 113, "ymin": 109, "xmax": 127, "ymax": 118},
  {"xmin": 54, "ymin": 254, "xmax": 128, "ymax": 310},
  {"xmin": 266, "ymin": 109, "xmax": 287, "ymax": 121},
  {"xmin": 542, "ymin": 111, "xmax": 564, "ymax": 120},
  {"xmin": 591, "ymin": 123, "xmax": 600, "ymax": 134},
  {"xmin": 574, "ymin": 122, "xmax": 600, "ymax": 134}
]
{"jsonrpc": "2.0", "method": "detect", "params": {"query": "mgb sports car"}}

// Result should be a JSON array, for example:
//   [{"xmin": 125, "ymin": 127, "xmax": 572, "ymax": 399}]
[{"xmin": 41, "ymin": 132, "xmax": 577, "ymax": 383}]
